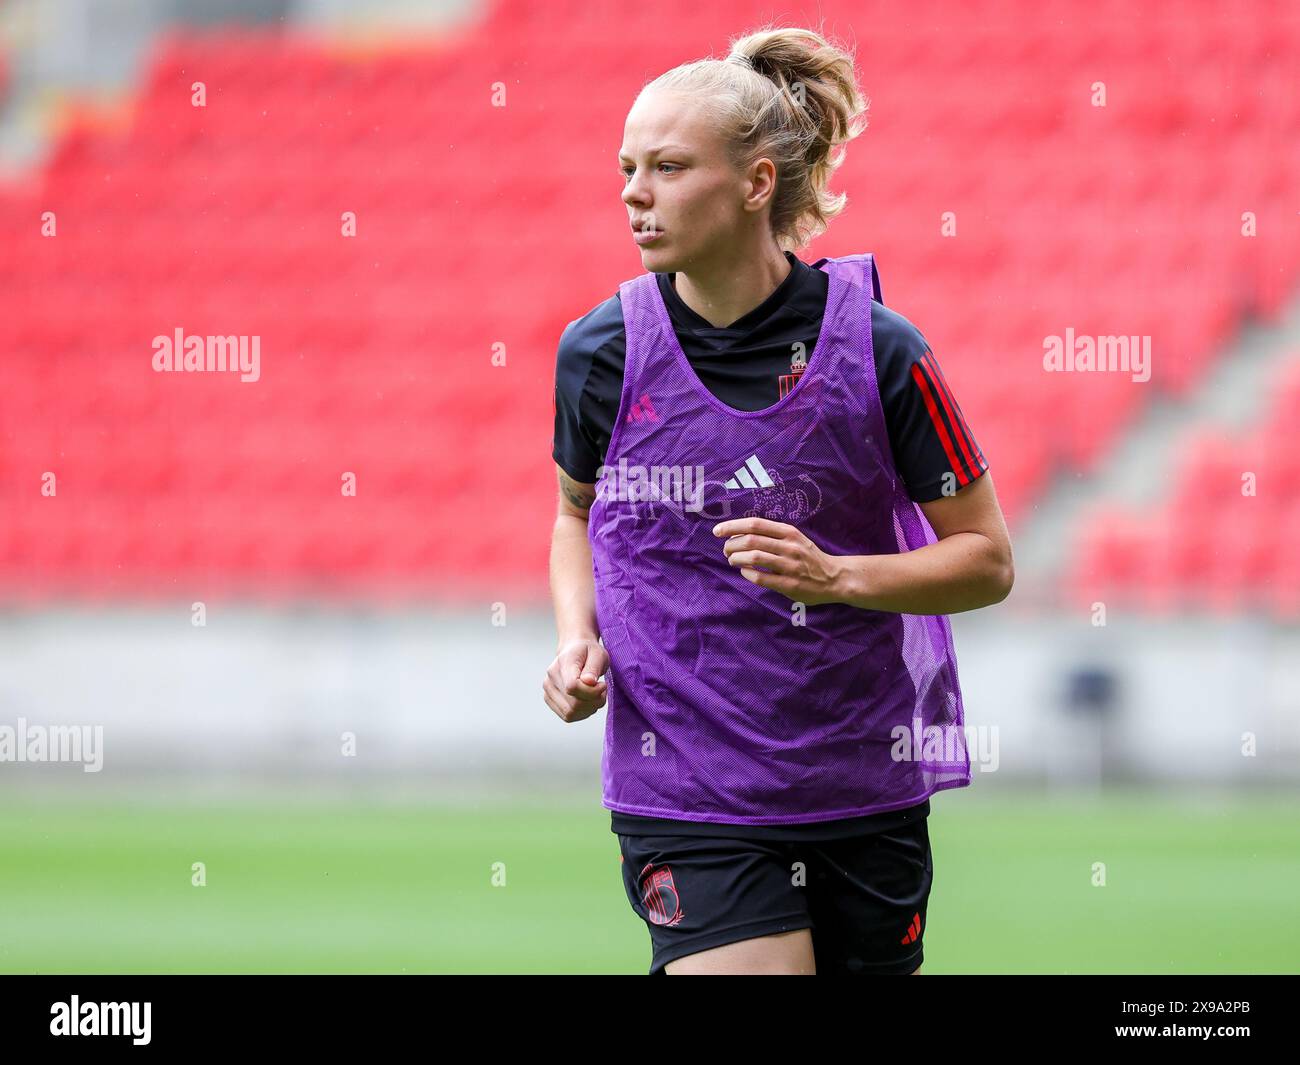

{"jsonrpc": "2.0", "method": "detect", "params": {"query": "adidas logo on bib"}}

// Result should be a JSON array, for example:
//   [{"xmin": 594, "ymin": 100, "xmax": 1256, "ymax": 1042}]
[{"xmin": 725, "ymin": 454, "xmax": 775, "ymax": 491}]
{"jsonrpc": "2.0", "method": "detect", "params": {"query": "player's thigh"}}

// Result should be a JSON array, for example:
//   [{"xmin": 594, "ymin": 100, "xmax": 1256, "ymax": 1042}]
[
  {"xmin": 797, "ymin": 818, "xmax": 933, "ymax": 975},
  {"xmin": 617, "ymin": 833, "xmax": 812, "ymax": 975},
  {"xmin": 664, "ymin": 927, "xmax": 815, "ymax": 974}
]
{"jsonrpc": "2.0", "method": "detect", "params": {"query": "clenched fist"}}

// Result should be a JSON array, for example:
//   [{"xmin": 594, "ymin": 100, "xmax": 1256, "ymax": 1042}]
[{"xmin": 543, "ymin": 637, "xmax": 609, "ymax": 722}]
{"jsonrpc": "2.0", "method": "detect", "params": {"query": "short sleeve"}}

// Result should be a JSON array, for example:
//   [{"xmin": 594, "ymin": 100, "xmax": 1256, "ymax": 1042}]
[
  {"xmin": 871, "ymin": 303, "xmax": 989, "ymax": 502},
  {"xmin": 552, "ymin": 317, "xmax": 606, "ymax": 484}
]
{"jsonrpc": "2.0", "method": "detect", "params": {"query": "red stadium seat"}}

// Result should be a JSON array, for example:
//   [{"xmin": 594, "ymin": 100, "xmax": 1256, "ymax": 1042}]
[{"xmin": 0, "ymin": 4, "xmax": 1295, "ymax": 607}]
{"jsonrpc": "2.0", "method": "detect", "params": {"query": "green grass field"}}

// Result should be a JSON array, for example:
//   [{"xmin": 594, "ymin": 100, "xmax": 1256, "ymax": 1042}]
[{"xmin": 1, "ymin": 789, "xmax": 1296, "ymax": 973}]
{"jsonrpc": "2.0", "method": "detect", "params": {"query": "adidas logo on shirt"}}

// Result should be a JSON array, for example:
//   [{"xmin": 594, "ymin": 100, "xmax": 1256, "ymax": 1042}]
[
  {"xmin": 725, "ymin": 454, "xmax": 776, "ymax": 490},
  {"xmin": 625, "ymin": 393, "xmax": 659, "ymax": 424}
]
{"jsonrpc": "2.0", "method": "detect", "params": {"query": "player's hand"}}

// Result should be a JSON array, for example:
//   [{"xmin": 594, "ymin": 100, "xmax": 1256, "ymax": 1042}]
[
  {"xmin": 543, "ymin": 638, "xmax": 609, "ymax": 723},
  {"xmin": 713, "ymin": 516, "xmax": 846, "ymax": 607}
]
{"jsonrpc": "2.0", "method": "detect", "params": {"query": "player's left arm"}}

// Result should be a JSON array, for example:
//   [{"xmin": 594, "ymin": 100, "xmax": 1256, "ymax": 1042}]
[
  {"xmin": 836, "ymin": 471, "xmax": 1014, "ymax": 614},
  {"xmin": 713, "ymin": 472, "xmax": 1014, "ymax": 615},
  {"xmin": 715, "ymin": 320, "xmax": 1014, "ymax": 613},
  {"xmin": 837, "ymin": 324, "xmax": 1013, "ymax": 614}
]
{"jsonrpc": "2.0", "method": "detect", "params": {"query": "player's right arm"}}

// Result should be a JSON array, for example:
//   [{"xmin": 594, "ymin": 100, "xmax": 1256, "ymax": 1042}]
[{"xmin": 544, "ymin": 464, "xmax": 609, "ymax": 722}]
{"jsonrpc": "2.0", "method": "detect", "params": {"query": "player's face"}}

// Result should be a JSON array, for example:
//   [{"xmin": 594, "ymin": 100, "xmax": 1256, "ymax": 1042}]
[{"xmin": 618, "ymin": 90, "xmax": 755, "ymax": 273}]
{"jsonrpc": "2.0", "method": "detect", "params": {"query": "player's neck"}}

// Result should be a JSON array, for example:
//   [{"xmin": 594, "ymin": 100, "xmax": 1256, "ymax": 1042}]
[{"xmin": 672, "ymin": 245, "xmax": 792, "ymax": 330}]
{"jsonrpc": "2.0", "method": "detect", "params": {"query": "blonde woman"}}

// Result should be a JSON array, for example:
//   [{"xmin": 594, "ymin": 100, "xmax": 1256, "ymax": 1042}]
[{"xmin": 548, "ymin": 25, "xmax": 1013, "ymax": 975}]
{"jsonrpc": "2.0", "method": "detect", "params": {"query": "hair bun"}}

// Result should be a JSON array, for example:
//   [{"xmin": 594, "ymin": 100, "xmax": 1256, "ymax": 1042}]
[
  {"xmin": 728, "ymin": 45, "xmax": 779, "ymax": 83},
  {"xmin": 640, "ymin": 25, "xmax": 866, "ymax": 251}
]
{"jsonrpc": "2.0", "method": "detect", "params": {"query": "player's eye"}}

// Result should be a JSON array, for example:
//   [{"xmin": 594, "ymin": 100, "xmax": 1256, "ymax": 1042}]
[{"xmin": 619, "ymin": 163, "xmax": 682, "ymax": 180}]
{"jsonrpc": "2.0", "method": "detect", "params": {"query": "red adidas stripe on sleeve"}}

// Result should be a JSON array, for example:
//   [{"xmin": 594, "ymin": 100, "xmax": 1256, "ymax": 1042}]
[{"xmin": 909, "ymin": 350, "xmax": 987, "ymax": 486}]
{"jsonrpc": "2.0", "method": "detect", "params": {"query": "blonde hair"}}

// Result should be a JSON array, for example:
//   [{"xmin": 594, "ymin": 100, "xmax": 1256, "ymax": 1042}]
[{"xmin": 642, "ymin": 25, "xmax": 868, "ymax": 251}]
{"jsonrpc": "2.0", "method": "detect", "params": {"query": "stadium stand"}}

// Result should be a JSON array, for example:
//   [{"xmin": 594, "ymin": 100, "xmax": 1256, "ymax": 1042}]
[
  {"xmin": 1068, "ymin": 357, "xmax": 1300, "ymax": 618},
  {"xmin": 0, "ymin": 0, "xmax": 1296, "ymax": 607}
]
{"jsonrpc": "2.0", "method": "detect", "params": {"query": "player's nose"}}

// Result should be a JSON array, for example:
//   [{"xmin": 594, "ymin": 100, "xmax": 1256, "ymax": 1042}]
[{"xmin": 621, "ymin": 176, "xmax": 649, "ymax": 208}]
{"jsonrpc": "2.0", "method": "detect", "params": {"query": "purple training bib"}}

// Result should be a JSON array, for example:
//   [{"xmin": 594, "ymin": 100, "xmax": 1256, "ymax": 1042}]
[{"xmin": 589, "ymin": 254, "xmax": 971, "ymax": 825}]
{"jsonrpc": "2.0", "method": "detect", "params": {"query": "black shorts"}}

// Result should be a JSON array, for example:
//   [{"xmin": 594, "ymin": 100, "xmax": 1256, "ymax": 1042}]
[{"xmin": 617, "ymin": 819, "xmax": 932, "ymax": 975}]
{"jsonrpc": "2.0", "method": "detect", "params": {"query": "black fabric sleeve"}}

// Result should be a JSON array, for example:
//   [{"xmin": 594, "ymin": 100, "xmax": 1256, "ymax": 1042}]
[
  {"xmin": 552, "ymin": 320, "xmax": 599, "ymax": 482},
  {"xmin": 551, "ymin": 294, "xmax": 625, "ymax": 484},
  {"xmin": 871, "ymin": 301, "xmax": 989, "ymax": 503}
]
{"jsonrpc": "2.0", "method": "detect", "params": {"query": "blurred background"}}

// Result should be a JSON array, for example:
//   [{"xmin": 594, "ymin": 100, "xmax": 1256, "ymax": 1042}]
[{"xmin": 0, "ymin": 0, "xmax": 1296, "ymax": 974}]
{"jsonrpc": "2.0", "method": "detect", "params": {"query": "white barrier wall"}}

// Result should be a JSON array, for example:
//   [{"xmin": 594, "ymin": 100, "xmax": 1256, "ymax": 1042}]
[{"xmin": 0, "ymin": 608, "xmax": 1297, "ymax": 787}]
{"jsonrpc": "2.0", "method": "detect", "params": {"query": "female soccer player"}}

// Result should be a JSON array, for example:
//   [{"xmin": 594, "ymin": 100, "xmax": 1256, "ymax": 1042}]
[{"xmin": 546, "ymin": 25, "xmax": 1013, "ymax": 975}]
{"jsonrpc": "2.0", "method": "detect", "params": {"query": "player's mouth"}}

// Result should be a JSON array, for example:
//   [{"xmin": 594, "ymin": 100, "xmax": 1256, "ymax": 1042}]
[{"xmin": 631, "ymin": 223, "xmax": 664, "ymax": 245}]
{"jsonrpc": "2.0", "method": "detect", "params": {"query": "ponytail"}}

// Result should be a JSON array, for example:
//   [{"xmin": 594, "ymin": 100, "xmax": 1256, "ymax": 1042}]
[{"xmin": 644, "ymin": 25, "xmax": 867, "ymax": 250}]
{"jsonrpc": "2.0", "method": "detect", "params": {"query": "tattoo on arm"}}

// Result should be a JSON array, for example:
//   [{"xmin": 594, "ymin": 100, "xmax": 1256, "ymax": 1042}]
[{"xmin": 558, "ymin": 470, "xmax": 596, "ymax": 512}]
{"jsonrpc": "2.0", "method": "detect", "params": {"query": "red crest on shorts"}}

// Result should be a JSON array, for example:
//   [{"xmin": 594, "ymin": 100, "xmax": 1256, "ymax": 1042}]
[{"xmin": 639, "ymin": 862, "xmax": 684, "ymax": 926}]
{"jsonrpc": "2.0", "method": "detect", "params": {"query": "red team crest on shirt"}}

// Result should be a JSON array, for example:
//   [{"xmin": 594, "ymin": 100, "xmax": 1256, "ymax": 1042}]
[
  {"xmin": 777, "ymin": 344, "xmax": 808, "ymax": 398},
  {"xmin": 639, "ymin": 862, "xmax": 684, "ymax": 926},
  {"xmin": 776, "ymin": 371, "xmax": 801, "ymax": 399}
]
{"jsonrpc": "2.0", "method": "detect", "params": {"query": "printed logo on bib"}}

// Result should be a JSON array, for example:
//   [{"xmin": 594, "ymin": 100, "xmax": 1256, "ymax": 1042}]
[
  {"xmin": 596, "ymin": 454, "xmax": 822, "ymax": 525},
  {"xmin": 733, "ymin": 467, "xmax": 823, "ymax": 524},
  {"xmin": 724, "ymin": 454, "xmax": 824, "ymax": 523},
  {"xmin": 725, "ymin": 453, "xmax": 775, "ymax": 490}
]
